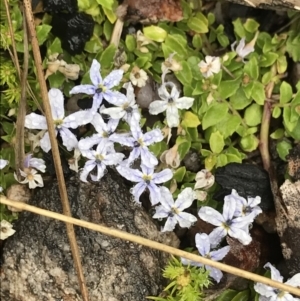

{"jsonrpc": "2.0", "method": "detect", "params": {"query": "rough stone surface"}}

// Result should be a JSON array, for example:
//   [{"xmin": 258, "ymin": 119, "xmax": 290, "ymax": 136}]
[{"xmin": 0, "ymin": 169, "xmax": 179, "ymax": 301}]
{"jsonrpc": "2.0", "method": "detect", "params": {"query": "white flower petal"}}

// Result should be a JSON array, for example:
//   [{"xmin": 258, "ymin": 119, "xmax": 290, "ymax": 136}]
[
  {"xmin": 162, "ymin": 216, "xmax": 177, "ymax": 232},
  {"xmin": 174, "ymin": 97, "xmax": 194, "ymax": 110},
  {"xmin": 152, "ymin": 169, "xmax": 173, "ymax": 184},
  {"xmin": 40, "ymin": 131, "xmax": 52, "ymax": 152},
  {"xmin": 116, "ymin": 165, "xmax": 143, "ymax": 182},
  {"xmin": 166, "ymin": 105, "xmax": 179, "ymax": 128},
  {"xmin": 0, "ymin": 159, "xmax": 8, "ymax": 169},
  {"xmin": 89, "ymin": 59, "xmax": 102, "ymax": 86},
  {"xmin": 149, "ymin": 100, "xmax": 168, "ymax": 115},
  {"xmin": 195, "ymin": 233, "xmax": 211, "ymax": 256},
  {"xmin": 158, "ymin": 186, "xmax": 174, "ymax": 210},
  {"xmin": 175, "ymin": 188, "xmax": 195, "ymax": 210},
  {"xmin": 59, "ymin": 128, "xmax": 78, "ymax": 151},
  {"xmin": 25, "ymin": 113, "xmax": 47, "ymax": 130},
  {"xmin": 176, "ymin": 212, "xmax": 197, "ymax": 228},
  {"xmin": 205, "ymin": 265, "xmax": 224, "ymax": 283},
  {"xmin": 198, "ymin": 206, "xmax": 224, "ymax": 226},
  {"xmin": 49, "ymin": 88, "xmax": 65, "ymax": 120}
]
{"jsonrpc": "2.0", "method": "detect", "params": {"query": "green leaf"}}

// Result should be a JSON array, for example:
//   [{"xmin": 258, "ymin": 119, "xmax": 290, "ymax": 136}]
[
  {"xmin": 163, "ymin": 34, "xmax": 187, "ymax": 57},
  {"xmin": 187, "ymin": 14, "xmax": 208, "ymax": 33},
  {"xmin": 173, "ymin": 166, "xmax": 186, "ymax": 182},
  {"xmin": 36, "ymin": 24, "xmax": 52, "ymax": 45},
  {"xmin": 99, "ymin": 44, "xmax": 116, "ymax": 69},
  {"xmin": 244, "ymin": 56, "xmax": 259, "ymax": 80},
  {"xmin": 143, "ymin": 26, "xmax": 167, "ymax": 42},
  {"xmin": 276, "ymin": 140, "xmax": 292, "ymax": 161},
  {"xmin": 232, "ymin": 19, "xmax": 246, "ymax": 38},
  {"xmin": 96, "ymin": 0, "xmax": 114, "ymax": 9},
  {"xmin": 230, "ymin": 87, "xmax": 251, "ymax": 110},
  {"xmin": 232, "ymin": 290, "xmax": 250, "ymax": 301},
  {"xmin": 283, "ymin": 107, "xmax": 298, "ymax": 132},
  {"xmin": 286, "ymin": 31, "xmax": 300, "ymax": 62},
  {"xmin": 240, "ymin": 134, "xmax": 259, "ymax": 152},
  {"xmin": 217, "ymin": 33, "xmax": 230, "ymax": 47},
  {"xmin": 280, "ymin": 81, "xmax": 293, "ymax": 104},
  {"xmin": 192, "ymin": 34, "xmax": 202, "ymax": 49},
  {"xmin": 47, "ymin": 37, "xmax": 62, "ymax": 55},
  {"xmin": 272, "ymin": 106, "xmax": 282, "ymax": 119},
  {"xmin": 260, "ymin": 52, "xmax": 278, "ymax": 67},
  {"xmin": 270, "ymin": 128, "xmax": 284, "ymax": 139},
  {"xmin": 277, "ymin": 55, "xmax": 287, "ymax": 74},
  {"xmin": 216, "ymin": 114, "xmax": 241, "ymax": 139},
  {"xmin": 177, "ymin": 140, "xmax": 191, "ymax": 160},
  {"xmin": 175, "ymin": 61, "xmax": 193, "ymax": 86},
  {"xmin": 244, "ymin": 19, "xmax": 260, "ymax": 33},
  {"xmin": 103, "ymin": 19, "xmax": 114, "ymax": 41},
  {"xmin": 205, "ymin": 155, "xmax": 217, "ymax": 170},
  {"xmin": 219, "ymin": 77, "xmax": 241, "ymax": 99},
  {"xmin": 102, "ymin": 7, "xmax": 117, "ymax": 23},
  {"xmin": 84, "ymin": 35, "xmax": 103, "ymax": 53},
  {"xmin": 202, "ymin": 102, "xmax": 228, "ymax": 130},
  {"xmin": 209, "ymin": 131, "xmax": 225, "ymax": 154},
  {"xmin": 251, "ymin": 81, "xmax": 265, "ymax": 105},
  {"xmin": 244, "ymin": 103, "xmax": 263, "ymax": 126},
  {"xmin": 48, "ymin": 72, "xmax": 65, "ymax": 88},
  {"xmin": 215, "ymin": 289, "xmax": 238, "ymax": 301},
  {"xmin": 181, "ymin": 111, "xmax": 201, "ymax": 128}
]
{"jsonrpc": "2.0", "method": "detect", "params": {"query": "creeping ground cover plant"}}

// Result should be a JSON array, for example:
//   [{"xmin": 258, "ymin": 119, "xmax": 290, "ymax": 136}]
[{"xmin": 1, "ymin": 0, "xmax": 300, "ymax": 300}]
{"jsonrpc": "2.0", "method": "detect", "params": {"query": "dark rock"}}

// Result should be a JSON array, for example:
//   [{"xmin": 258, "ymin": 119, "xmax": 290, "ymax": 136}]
[
  {"xmin": 287, "ymin": 144, "xmax": 300, "ymax": 181},
  {"xmin": 214, "ymin": 163, "xmax": 274, "ymax": 211},
  {"xmin": 51, "ymin": 13, "xmax": 94, "ymax": 55},
  {"xmin": 183, "ymin": 150, "xmax": 201, "ymax": 173},
  {"xmin": 0, "ymin": 169, "xmax": 179, "ymax": 301},
  {"xmin": 42, "ymin": 0, "xmax": 78, "ymax": 14}
]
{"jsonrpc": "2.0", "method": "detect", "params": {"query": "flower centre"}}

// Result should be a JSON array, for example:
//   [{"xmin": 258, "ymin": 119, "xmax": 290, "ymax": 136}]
[
  {"xmin": 54, "ymin": 119, "xmax": 63, "ymax": 128},
  {"xmin": 222, "ymin": 220, "xmax": 233, "ymax": 230},
  {"xmin": 142, "ymin": 174, "xmax": 152, "ymax": 184},
  {"xmin": 27, "ymin": 174, "xmax": 35, "ymax": 181},
  {"xmin": 95, "ymin": 154, "xmax": 104, "ymax": 163},
  {"xmin": 171, "ymin": 207, "xmax": 179, "ymax": 215},
  {"xmin": 168, "ymin": 97, "xmax": 174, "ymax": 103},
  {"xmin": 134, "ymin": 72, "xmax": 141, "ymax": 79},
  {"xmin": 96, "ymin": 84, "xmax": 107, "ymax": 94},
  {"xmin": 1, "ymin": 227, "xmax": 8, "ymax": 233}
]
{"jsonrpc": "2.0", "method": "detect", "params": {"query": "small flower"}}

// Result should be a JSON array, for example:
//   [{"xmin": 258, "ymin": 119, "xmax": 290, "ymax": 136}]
[
  {"xmin": 70, "ymin": 59, "xmax": 124, "ymax": 112},
  {"xmin": 198, "ymin": 198, "xmax": 254, "ymax": 247},
  {"xmin": 254, "ymin": 262, "xmax": 300, "ymax": 301},
  {"xmin": 181, "ymin": 233, "xmax": 230, "ymax": 283},
  {"xmin": 231, "ymin": 32, "xmax": 259, "ymax": 61},
  {"xmin": 24, "ymin": 154, "xmax": 46, "ymax": 173},
  {"xmin": 15, "ymin": 168, "xmax": 44, "ymax": 189},
  {"xmin": 225, "ymin": 189, "xmax": 262, "ymax": 218},
  {"xmin": 100, "ymin": 82, "xmax": 141, "ymax": 123},
  {"xmin": 0, "ymin": 220, "xmax": 16, "ymax": 240},
  {"xmin": 198, "ymin": 56, "xmax": 221, "ymax": 78},
  {"xmin": 136, "ymin": 30, "xmax": 155, "ymax": 53},
  {"xmin": 78, "ymin": 113, "xmax": 118, "ymax": 156},
  {"xmin": 160, "ymin": 144, "xmax": 180, "ymax": 169},
  {"xmin": 68, "ymin": 148, "xmax": 81, "ymax": 173},
  {"xmin": 80, "ymin": 139, "xmax": 124, "ymax": 183},
  {"xmin": 153, "ymin": 186, "xmax": 197, "ymax": 232},
  {"xmin": 0, "ymin": 159, "xmax": 9, "ymax": 192},
  {"xmin": 130, "ymin": 66, "xmax": 148, "ymax": 88},
  {"xmin": 194, "ymin": 169, "xmax": 215, "ymax": 190},
  {"xmin": 116, "ymin": 164, "xmax": 173, "ymax": 205},
  {"xmin": 162, "ymin": 53, "xmax": 182, "ymax": 73},
  {"xmin": 194, "ymin": 190, "xmax": 208, "ymax": 201},
  {"xmin": 109, "ymin": 118, "xmax": 163, "ymax": 168},
  {"xmin": 25, "ymin": 88, "xmax": 89, "ymax": 152},
  {"xmin": 149, "ymin": 82, "xmax": 194, "ymax": 128}
]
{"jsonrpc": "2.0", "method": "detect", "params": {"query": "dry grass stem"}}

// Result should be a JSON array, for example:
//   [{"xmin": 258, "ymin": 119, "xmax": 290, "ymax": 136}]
[{"xmin": 22, "ymin": 1, "xmax": 90, "ymax": 300}]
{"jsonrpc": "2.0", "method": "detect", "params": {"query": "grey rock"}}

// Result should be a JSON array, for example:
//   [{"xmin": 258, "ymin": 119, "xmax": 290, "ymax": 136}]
[{"xmin": 0, "ymin": 169, "xmax": 179, "ymax": 301}]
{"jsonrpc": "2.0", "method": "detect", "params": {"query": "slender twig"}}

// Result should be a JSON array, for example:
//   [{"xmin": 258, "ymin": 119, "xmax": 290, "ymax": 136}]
[
  {"xmin": 259, "ymin": 101, "xmax": 272, "ymax": 172},
  {"xmin": 1, "ymin": 196, "xmax": 300, "ymax": 297},
  {"xmin": 3, "ymin": 0, "xmax": 21, "ymax": 79},
  {"xmin": 22, "ymin": 1, "xmax": 89, "ymax": 300},
  {"xmin": 110, "ymin": 18, "xmax": 124, "ymax": 47},
  {"xmin": 15, "ymin": 9, "xmax": 28, "ymax": 179}
]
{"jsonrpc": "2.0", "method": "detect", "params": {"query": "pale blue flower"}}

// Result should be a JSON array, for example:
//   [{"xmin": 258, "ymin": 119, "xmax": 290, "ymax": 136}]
[
  {"xmin": 254, "ymin": 263, "xmax": 300, "ymax": 301},
  {"xmin": 78, "ymin": 113, "xmax": 118, "ymax": 156},
  {"xmin": 116, "ymin": 164, "xmax": 173, "ymax": 205},
  {"xmin": 149, "ymin": 82, "xmax": 194, "ymax": 128},
  {"xmin": 25, "ymin": 88, "xmax": 90, "ymax": 152},
  {"xmin": 80, "ymin": 139, "xmax": 125, "ymax": 183},
  {"xmin": 70, "ymin": 59, "xmax": 124, "ymax": 112},
  {"xmin": 0, "ymin": 159, "xmax": 9, "ymax": 192},
  {"xmin": 110, "ymin": 119, "xmax": 163, "ymax": 168},
  {"xmin": 100, "ymin": 82, "xmax": 141, "ymax": 123},
  {"xmin": 198, "ymin": 198, "xmax": 254, "ymax": 247},
  {"xmin": 153, "ymin": 187, "xmax": 197, "ymax": 232},
  {"xmin": 225, "ymin": 189, "xmax": 262, "ymax": 218},
  {"xmin": 24, "ymin": 154, "xmax": 46, "ymax": 173},
  {"xmin": 181, "ymin": 233, "xmax": 230, "ymax": 283}
]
